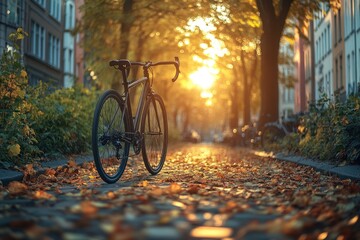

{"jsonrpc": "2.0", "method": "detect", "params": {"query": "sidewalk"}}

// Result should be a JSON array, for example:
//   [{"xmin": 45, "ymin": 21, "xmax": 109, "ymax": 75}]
[
  {"xmin": 275, "ymin": 152, "xmax": 360, "ymax": 181},
  {"xmin": 0, "ymin": 154, "xmax": 93, "ymax": 185},
  {"xmin": 1, "ymin": 150, "xmax": 360, "ymax": 185}
]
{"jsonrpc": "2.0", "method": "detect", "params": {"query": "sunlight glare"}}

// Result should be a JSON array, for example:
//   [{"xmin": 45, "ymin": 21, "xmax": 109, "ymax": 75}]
[{"xmin": 189, "ymin": 67, "xmax": 217, "ymax": 90}]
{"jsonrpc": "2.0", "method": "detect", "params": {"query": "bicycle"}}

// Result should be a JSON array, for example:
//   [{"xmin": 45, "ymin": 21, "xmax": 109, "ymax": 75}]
[{"xmin": 91, "ymin": 57, "xmax": 180, "ymax": 183}]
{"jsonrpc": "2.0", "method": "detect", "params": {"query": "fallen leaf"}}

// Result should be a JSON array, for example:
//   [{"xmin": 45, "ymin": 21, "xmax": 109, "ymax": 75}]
[
  {"xmin": 187, "ymin": 184, "xmax": 200, "ymax": 194},
  {"xmin": 8, "ymin": 181, "xmax": 28, "ymax": 195},
  {"xmin": 348, "ymin": 215, "xmax": 358, "ymax": 225},
  {"xmin": 80, "ymin": 200, "xmax": 98, "ymax": 216},
  {"xmin": 169, "ymin": 182, "xmax": 182, "ymax": 194},
  {"xmin": 33, "ymin": 190, "xmax": 56, "ymax": 200}
]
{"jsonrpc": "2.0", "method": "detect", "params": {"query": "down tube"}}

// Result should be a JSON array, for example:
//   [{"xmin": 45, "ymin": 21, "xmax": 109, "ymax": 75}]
[{"xmin": 133, "ymin": 79, "xmax": 150, "ymax": 131}]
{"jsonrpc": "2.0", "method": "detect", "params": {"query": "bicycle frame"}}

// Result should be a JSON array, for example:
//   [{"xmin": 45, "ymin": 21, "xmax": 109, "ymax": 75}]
[{"xmin": 112, "ymin": 58, "xmax": 179, "ymax": 138}]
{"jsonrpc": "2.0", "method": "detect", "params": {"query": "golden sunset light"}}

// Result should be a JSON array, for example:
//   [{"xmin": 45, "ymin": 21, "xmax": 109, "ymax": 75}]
[{"xmin": 189, "ymin": 66, "xmax": 217, "ymax": 90}]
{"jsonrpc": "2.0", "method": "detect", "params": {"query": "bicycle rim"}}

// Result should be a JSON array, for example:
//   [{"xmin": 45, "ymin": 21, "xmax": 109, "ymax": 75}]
[
  {"xmin": 141, "ymin": 94, "xmax": 168, "ymax": 175},
  {"xmin": 92, "ymin": 90, "xmax": 130, "ymax": 183}
]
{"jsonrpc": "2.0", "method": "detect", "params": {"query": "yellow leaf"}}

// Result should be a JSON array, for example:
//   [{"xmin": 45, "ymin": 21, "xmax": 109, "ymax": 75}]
[
  {"xmin": 20, "ymin": 70, "xmax": 27, "ymax": 78},
  {"xmin": 140, "ymin": 180, "xmax": 149, "ymax": 187},
  {"xmin": 8, "ymin": 144, "xmax": 21, "ymax": 157},
  {"xmin": 348, "ymin": 215, "xmax": 358, "ymax": 225}
]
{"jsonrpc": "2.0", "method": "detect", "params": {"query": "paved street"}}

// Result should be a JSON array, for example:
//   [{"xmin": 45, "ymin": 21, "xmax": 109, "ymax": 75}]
[{"xmin": 1, "ymin": 144, "xmax": 360, "ymax": 239}]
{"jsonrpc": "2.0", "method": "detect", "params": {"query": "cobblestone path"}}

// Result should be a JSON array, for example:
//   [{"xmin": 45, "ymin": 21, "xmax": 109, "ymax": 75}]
[{"xmin": 1, "ymin": 144, "xmax": 359, "ymax": 239}]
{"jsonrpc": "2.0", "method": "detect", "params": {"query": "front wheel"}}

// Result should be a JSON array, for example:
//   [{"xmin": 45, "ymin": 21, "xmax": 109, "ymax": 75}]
[
  {"xmin": 92, "ymin": 90, "xmax": 130, "ymax": 183},
  {"xmin": 141, "ymin": 94, "xmax": 168, "ymax": 175}
]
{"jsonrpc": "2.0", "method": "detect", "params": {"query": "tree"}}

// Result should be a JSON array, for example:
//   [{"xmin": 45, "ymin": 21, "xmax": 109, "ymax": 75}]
[
  {"xmin": 255, "ymin": 0, "xmax": 293, "ymax": 128},
  {"xmin": 254, "ymin": 0, "xmax": 338, "ymax": 128},
  {"xmin": 210, "ymin": 0, "xmax": 261, "ymax": 127}
]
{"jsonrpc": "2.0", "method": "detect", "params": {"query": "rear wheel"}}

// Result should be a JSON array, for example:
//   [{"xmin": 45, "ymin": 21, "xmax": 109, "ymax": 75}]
[
  {"xmin": 141, "ymin": 94, "xmax": 168, "ymax": 175},
  {"xmin": 92, "ymin": 90, "xmax": 130, "ymax": 183}
]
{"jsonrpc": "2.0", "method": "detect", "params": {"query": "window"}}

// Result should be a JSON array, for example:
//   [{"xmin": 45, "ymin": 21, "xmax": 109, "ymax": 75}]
[
  {"xmin": 340, "ymin": 55, "xmax": 343, "ymax": 87},
  {"xmin": 338, "ymin": 9, "xmax": 342, "ymax": 41},
  {"xmin": 66, "ymin": 2, "xmax": 75, "ymax": 29},
  {"xmin": 33, "ymin": 0, "xmax": 45, "ymax": 8},
  {"xmin": 351, "ymin": 0, "xmax": 354, "ymax": 31},
  {"xmin": 347, "ymin": 54, "xmax": 351, "ymax": 92},
  {"xmin": 49, "ymin": 34, "xmax": 60, "ymax": 68},
  {"xmin": 316, "ymin": 41, "xmax": 318, "ymax": 63},
  {"xmin": 320, "ymin": 34, "xmax": 323, "ymax": 58},
  {"xmin": 319, "ymin": 78, "xmax": 324, "ymax": 93},
  {"xmin": 358, "ymin": 1, "xmax": 360, "ymax": 29},
  {"xmin": 334, "ymin": 14, "xmax": 337, "ymax": 44},
  {"xmin": 359, "ymin": 49, "xmax": 360, "ymax": 83},
  {"xmin": 50, "ymin": 0, "xmax": 61, "ymax": 22},
  {"xmin": 64, "ymin": 49, "xmax": 74, "ymax": 73},
  {"xmin": 352, "ymin": 51, "xmax": 355, "ymax": 86},
  {"xmin": 7, "ymin": 0, "xmax": 21, "ymax": 25},
  {"xmin": 31, "ymin": 21, "xmax": 45, "ymax": 60},
  {"xmin": 324, "ymin": 29, "xmax": 327, "ymax": 54},
  {"xmin": 327, "ymin": 25, "xmax": 330, "ymax": 52},
  {"xmin": 335, "ymin": 59, "xmax": 338, "ymax": 89}
]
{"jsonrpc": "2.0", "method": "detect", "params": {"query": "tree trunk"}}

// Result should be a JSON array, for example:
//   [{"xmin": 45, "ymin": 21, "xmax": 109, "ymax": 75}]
[
  {"xmin": 111, "ymin": 0, "xmax": 133, "ymax": 90},
  {"xmin": 229, "ymin": 74, "xmax": 239, "ymax": 130},
  {"xmin": 255, "ymin": 0, "xmax": 293, "ymax": 129},
  {"xmin": 258, "ymin": 32, "xmax": 281, "ymax": 128},
  {"xmin": 240, "ymin": 49, "xmax": 251, "ymax": 126}
]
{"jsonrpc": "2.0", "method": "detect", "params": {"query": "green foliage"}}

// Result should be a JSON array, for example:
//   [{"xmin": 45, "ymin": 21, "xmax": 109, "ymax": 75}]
[
  {"xmin": 1, "ymin": 28, "xmax": 99, "ymax": 166},
  {"xmin": 30, "ymin": 85, "xmax": 99, "ymax": 157},
  {"xmin": 0, "ymin": 28, "xmax": 40, "ymax": 165},
  {"xmin": 286, "ymin": 95, "xmax": 360, "ymax": 165}
]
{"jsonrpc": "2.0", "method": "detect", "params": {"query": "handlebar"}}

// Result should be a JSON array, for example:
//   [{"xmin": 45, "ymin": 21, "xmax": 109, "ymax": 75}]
[{"xmin": 109, "ymin": 57, "xmax": 180, "ymax": 82}]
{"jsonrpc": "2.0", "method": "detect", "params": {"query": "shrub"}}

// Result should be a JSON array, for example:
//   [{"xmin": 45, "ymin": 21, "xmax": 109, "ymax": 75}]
[
  {"xmin": 0, "ymin": 28, "xmax": 40, "ymax": 165},
  {"xmin": 1, "ymin": 28, "xmax": 100, "ymax": 165},
  {"xmin": 287, "ymin": 95, "xmax": 360, "ymax": 164},
  {"xmin": 31, "ymin": 85, "xmax": 99, "ymax": 157}
]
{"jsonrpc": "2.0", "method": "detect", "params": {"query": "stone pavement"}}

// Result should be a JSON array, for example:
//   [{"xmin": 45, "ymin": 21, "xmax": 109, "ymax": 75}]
[
  {"xmin": 0, "ymin": 144, "xmax": 359, "ymax": 239},
  {"xmin": 1, "ymin": 147, "xmax": 360, "ymax": 185}
]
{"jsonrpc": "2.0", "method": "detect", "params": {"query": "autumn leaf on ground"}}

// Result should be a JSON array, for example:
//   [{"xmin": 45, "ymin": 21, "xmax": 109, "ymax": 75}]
[
  {"xmin": 23, "ymin": 164, "xmax": 36, "ymax": 180},
  {"xmin": 33, "ymin": 190, "xmax": 56, "ymax": 200},
  {"xmin": 139, "ymin": 180, "xmax": 149, "ymax": 187},
  {"xmin": 45, "ymin": 168, "xmax": 56, "ymax": 176},
  {"xmin": 67, "ymin": 159, "xmax": 77, "ymax": 168},
  {"xmin": 187, "ymin": 184, "xmax": 200, "ymax": 194},
  {"xmin": 169, "ymin": 182, "xmax": 182, "ymax": 194},
  {"xmin": 8, "ymin": 181, "xmax": 28, "ymax": 195}
]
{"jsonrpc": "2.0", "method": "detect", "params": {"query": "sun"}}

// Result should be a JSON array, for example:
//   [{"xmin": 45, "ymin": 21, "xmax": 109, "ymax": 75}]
[{"xmin": 189, "ymin": 66, "xmax": 217, "ymax": 90}]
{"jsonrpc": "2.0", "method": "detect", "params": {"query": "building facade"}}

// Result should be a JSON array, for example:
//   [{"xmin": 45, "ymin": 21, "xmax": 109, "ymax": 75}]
[
  {"xmin": 314, "ymin": 3, "xmax": 333, "ymax": 101},
  {"xmin": 0, "ymin": 0, "xmax": 25, "ymax": 54},
  {"xmin": 332, "ymin": 3, "xmax": 346, "ymax": 101},
  {"xmin": 344, "ymin": 0, "xmax": 360, "ymax": 96},
  {"xmin": 279, "ymin": 37, "xmax": 295, "ymax": 119},
  {"xmin": 1, "ymin": 0, "xmax": 77, "ymax": 88},
  {"xmin": 291, "ymin": 0, "xmax": 360, "ymax": 117}
]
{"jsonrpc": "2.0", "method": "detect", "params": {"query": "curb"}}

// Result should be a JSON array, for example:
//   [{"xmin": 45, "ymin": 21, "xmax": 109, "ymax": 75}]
[
  {"xmin": 0, "ymin": 154, "xmax": 93, "ymax": 185},
  {"xmin": 275, "ymin": 153, "xmax": 360, "ymax": 181}
]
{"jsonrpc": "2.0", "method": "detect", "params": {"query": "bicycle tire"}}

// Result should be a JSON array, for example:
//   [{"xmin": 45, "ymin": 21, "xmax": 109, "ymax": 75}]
[
  {"xmin": 141, "ymin": 94, "xmax": 168, "ymax": 175},
  {"xmin": 92, "ymin": 89, "xmax": 130, "ymax": 183},
  {"xmin": 261, "ymin": 125, "xmax": 286, "ymax": 149}
]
